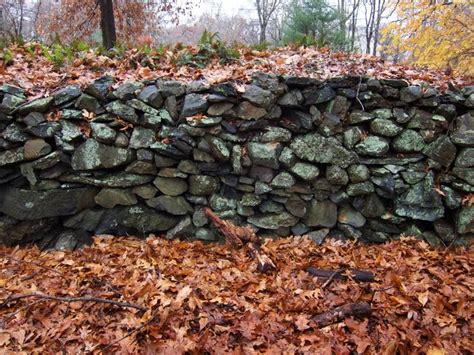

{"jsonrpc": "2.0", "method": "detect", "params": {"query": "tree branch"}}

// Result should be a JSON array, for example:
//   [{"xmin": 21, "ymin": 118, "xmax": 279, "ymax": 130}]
[{"xmin": 0, "ymin": 293, "xmax": 148, "ymax": 312}]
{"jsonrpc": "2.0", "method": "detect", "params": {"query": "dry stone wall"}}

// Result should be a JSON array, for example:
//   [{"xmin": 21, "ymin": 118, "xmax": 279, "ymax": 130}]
[{"xmin": 0, "ymin": 73, "xmax": 473, "ymax": 250}]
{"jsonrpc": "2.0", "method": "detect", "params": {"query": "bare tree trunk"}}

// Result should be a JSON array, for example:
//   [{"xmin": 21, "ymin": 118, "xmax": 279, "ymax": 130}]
[{"xmin": 99, "ymin": 0, "xmax": 116, "ymax": 49}]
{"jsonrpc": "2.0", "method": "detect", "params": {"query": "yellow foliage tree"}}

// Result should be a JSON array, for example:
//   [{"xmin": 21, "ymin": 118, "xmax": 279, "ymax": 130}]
[{"xmin": 381, "ymin": 0, "xmax": 474, "ymax": 76}]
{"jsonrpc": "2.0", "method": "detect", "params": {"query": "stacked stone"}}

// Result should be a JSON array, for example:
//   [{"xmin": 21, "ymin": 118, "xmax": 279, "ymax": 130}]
[{"xmin": 0, "ymin": 73, "xmax": 473, "ymax": 249}]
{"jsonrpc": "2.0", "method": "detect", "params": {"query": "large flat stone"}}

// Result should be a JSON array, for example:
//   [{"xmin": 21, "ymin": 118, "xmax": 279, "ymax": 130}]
[{"xmin": 0, "ymin": 186, "xmax": 97, "ymax": 220}]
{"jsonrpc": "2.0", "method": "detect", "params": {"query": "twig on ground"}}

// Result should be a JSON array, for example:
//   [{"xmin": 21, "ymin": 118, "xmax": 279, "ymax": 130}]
[
  {"xmin": 311, "ymin": 301, "xmax": 372, "ymax": 328},
  {"xmin": 0, "ymin": 293, "xmax": 147, "ymax": 312},
  {"xmin": 321, "ymin": 271, "xmax": 339, "ymax": 289}
]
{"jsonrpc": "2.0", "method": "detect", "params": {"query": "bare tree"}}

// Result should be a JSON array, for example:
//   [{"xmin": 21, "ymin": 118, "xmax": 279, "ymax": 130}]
[
  {"xmin": 362, "ymin": 0, "xmax": 399, "ymax": 55},
  {"xmin": 0, "ymin": 0, "xmax": 29, "ymax": 41},
  {"xmin": 255, "ymin": 0, "xmax": 284, "ymax": 44}
]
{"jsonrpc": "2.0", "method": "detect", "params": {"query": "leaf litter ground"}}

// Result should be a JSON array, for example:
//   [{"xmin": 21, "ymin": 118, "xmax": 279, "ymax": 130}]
[
  {"xmin": 1, "ymin": 45, "xmax": 473, "ymax": 100},
  {"xmin": 0, "ymin": 236, "xmax": 472, "ymax": 353}
]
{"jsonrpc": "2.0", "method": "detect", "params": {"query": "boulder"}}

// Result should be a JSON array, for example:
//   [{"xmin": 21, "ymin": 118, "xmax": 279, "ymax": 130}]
[{"xmin": 0, "ymin": 186, "xmax": 97, "ymax": 220}]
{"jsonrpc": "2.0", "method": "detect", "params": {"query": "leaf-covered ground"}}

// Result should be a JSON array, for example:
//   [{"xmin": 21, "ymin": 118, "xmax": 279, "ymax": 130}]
[
  {"xmin": 0, "ymin": 236, "xmax": 472, "ymax": 353},
  {"xmin": 1, "ymin": 44, "xmax": 473, "ymax": 100}
]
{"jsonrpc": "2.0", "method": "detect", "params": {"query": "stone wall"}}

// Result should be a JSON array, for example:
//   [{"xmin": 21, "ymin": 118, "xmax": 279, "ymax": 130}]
[{"xmin": 0, "ymin": 74, "xmax": 473, "ymax": 250}]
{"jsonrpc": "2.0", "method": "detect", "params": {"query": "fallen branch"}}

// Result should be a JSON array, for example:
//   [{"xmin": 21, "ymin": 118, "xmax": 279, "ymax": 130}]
[
  {"xmin": 204, "ymin": 208, "xmax": 275, "ymax": 272},
  {"xmin": 0, "ymin": 293, "xmax": 147, "ymax": 312},
  {"xmin": 306, "ymin": 267, "xmax": 375, "ymax": 283},
  {"xmin": 311, "ymin": 301, "xmax": 372, "ymax": 328}
]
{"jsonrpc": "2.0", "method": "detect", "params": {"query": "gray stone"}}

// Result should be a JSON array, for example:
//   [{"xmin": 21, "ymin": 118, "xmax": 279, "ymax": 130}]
[
  {"xmin": 156, "ymin": 80, "xmax": 186, "ymax": 97},
  {"xmin": 306, "ymin": 228, "xmax": 329, "ymax": 245},
  {"xmin": 115, "ymin": 82, "xmax": 143, "ymax": 100},
  {"xmin": 236, "ymin": 101, "xmax": 267, "ymax": 120},
  {"xmin": 125, "ymin": 161, "xmax": 157, "ymax": 175},
  {"xmin": 54, "ymin": 230, "xmax": 91, "ymax": 251},
  {"xmin": 278, "ymin": 90, "xmax": 303, "ymax": 107},
  {"xmin": 457, "ymin": 205, "xmax": 474, "ymax": 234},
  {"xmin": 94, "ymin": 188, "xmax": 137, "ymax": 208},
  {"xmin": 132, "ymin": 184, "xmax": 157, "ymax": 199},
  {"xmin": 423, "ymin": 136, "xmax": 457, "ymax": 167},
  {"xmin": 153, "ymin": 176, "xmax": 188, "ymax": 196},
  {"xmin": 343, "ymin": 127, "xmax": 364, "ymax": 149},
  {"xmin": 0, "ymin": 216, "xmax": 58, "ymax": 246},
  {"xmin": 248, "ymin": 212, "xmax": 298, "ymax": 229},
  {"xmin": 187, "ymin": 116, "xmax": 222, "ymax": 127},
  {"xmin": 285, "ymin": 195, "xmax": 307, "ymax": 217},
  {"xmin": 242, "ymin": 85, "xmax": 274, "ymax": 107},
  {"xmin": 59, "ymin": 121, "xmax": 83, "ymax": 142},
  {"xmin": 210, "ymin": 194, "xmax": 237, "ymax": 211},
  {"xmin": 290, "ymin": 162, "xmax": 319, "ymax": 181},
  {"xmin": 0, "ymin": 147, "xmax": 25, "ymax": 167},
  {"xmin": 356, "ymin": 136, "xmax": 389, "ymax": 157},
  {"xmin": 303, "ymin": 200, "xmax": 337, "ymax": 228},
  {"xmin": 208, "ymin": 102, "xmax": 233, "ymax": 116},
  {"xmin": 392, "ymin": 130, "xmax": 425, "ymax": 153},
  {"xmin": 90, "ymin": 123, "xmax": 116, "ymax": 144},
  {"xmin": 96, "ymin": 205, "xmax": 178, "ymax": 234},
  {"xmin": 361, "ymin": 193, "xmax": 385, "ymax": 217},
  {"xmin": 15, "ymin": 96, "xmax": 54, "ymax": 114},
  {"xmin": 105, "ymin": 101, "xmax": 139, "ymax": 124},
  {"xmin": 370, "ymin": 119, "xmax": 403, "ymax": 137},
  {"xmin": 23, "ymin": 139, "xmax": 51, "ymax": 160},
  {"xmin": 260, "ymin": 127, "xmax": 292, "ymax": 143},
  {"xmin": 146, "ymin": 195, "xmax": 193, "ymax": 215},
  {"xmin": 326, "ymin": 165, "xmax": 349, "ymax": 185},
  {"xmin": 247, "ymin": 142, "xmax": 281, "ymax": 169},
  {"xmin": 240, "ymin": 193, "xmax": 261, "ymax": 207},
  {"xmin": 206, "ymin": 136, "xmax": 230, "ymax": 160},
  {"xmin": 188, "ymin": 175, "xmax": 219, "ymax": 195},
  {"xmin": 452, "ymin": 167, "xmax": 474, "ymax": 185},
  {"xmin": 400, "ymin": 85, "xmax": 423, "ymax": 102},
  {"xmin": 455, "ymin": 148, "xmax": 474, "ymax": 168},
  {"xmin": 451, "ymin": 113, "xmax": 474, "ymax": 147},
  {"xmin": 338, "ymin": 206, "xmax": 366, "ymax": 227},
  {"xmin": 23, "ymin": 112, "xmax": 45, "ymax": 127},
  {"xmin": 290, "ymin": 133, "xmax": 357, "ymax": 168},
  {"xmin": 394, "ymin": 173, "xmax": 444, "ymax": 221},
  {"xmin": 181, "ymin": 94, "xmax": 208, "ymax": 117},
  {"xmin": 138, "ymin": 85, "xmax": 163, "ymax": 108},
  {"xmin": 278, "ymin": 147, "xmax": 297, "ymax": 168},
  {"xmin": 0, "ymin": 186, "xmax": 96, "ymax": 220},
  {"xmin": 1, "ymin": 123, "xmax": 29, "ymax": 142},
  {"xmin": 255, "ymin": 181, "xmax": 272, "ymax": 194},
  {"xmin": 349, "ymin": 111, "xmax": 374, "ymax": 124},
  {"xmin": 195, "ymin": 228, "xmax": 217, "ymax": 241},
  {"xmin": 166, "ymin": 216, "xmax": 194, "ymax": 239},
  {"xmin": 347, "ymin": 165, "xmax": 369, "ymax": 182},
  {"xmin": 129, "ymin": 127, "xmax": 156, "ymax": 149},
  {"xmin": 75, "ymin": 93, "xmax": 101, "ymax": 112},
  {"xmin": 114, "ymin": 133, "xmax": 129, "ymax": 147},
  {"xmin": 71, "ymin": 139, "xmax": 133, "ymax": 170},
  {"xmin": 304, "ymin": 85, "xmax": 336, "ymax": 105},
  {"xmin": 271, "ymin": 171, "xmax": 295, "ymax": 188},
  {"xmin": 192, "ymin": 208, "xmax": 208, "ymax": 227},
  {"xmin": 143, "ymin": 110, "xmax": 172, "ymax": 128},
  {"xmin": 84, "ymin": 76, "xmax": 114, "ymax": 101},
  {"xmin": 347, "ymin": 181, "xmax": 375, "ymax": 196},
  {"xmin": 60, "ymin": 172, "xmax": 153, "ymax": 187}
]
